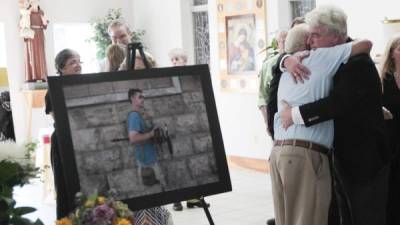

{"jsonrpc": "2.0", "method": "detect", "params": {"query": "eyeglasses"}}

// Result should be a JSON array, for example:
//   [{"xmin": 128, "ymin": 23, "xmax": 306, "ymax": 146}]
[{"xmin": 65, "ymin": 59, "xmax": 83, "ymax": 67}]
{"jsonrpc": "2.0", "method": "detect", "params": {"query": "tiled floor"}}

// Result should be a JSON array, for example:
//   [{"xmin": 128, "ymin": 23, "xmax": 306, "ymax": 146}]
[{"xmin": 14, "ymin": 166, "xmax": 275, "ymax": 225}]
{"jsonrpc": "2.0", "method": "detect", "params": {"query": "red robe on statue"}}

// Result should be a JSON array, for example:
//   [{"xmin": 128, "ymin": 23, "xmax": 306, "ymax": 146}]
[{"xmin": 23, "ymin": 8, "xmax": 48, "ymax": 82}]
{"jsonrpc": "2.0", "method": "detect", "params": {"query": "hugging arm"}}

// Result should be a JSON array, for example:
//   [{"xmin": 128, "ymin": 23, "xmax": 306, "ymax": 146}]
[
  {"xmin": 350, "ymin": 39, "xmax": 372, "ymax": 56},
  {"xmin": 299, "ymin": 54, "xmax": 376, "ymax": 126}
]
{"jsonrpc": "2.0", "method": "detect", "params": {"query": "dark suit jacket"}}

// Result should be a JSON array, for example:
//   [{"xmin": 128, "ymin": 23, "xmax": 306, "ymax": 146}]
[
  {"xmin": 266, "ymin": 54, "xmax": 287, "ymax": 138},
  {"xmin": 267, "ymin": 53, "xmax": 390, "ymax": 182}
]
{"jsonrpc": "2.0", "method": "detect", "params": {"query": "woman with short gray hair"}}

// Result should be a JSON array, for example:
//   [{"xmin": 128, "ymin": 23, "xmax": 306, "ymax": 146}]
[{"xmin": 45, "ymin": 48, "xmax": 82, "ymax": 219}]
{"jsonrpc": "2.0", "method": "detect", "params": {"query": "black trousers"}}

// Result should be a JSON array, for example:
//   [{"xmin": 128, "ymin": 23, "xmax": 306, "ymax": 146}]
[
  {"xmin": 329, "ymin": 157, "xmax": 389, "ymax": 225},
  {"xmin": 50, "ymin": 132, "xmax": 71, "ymax": 219},
  {"xmin": 387, "ymin": 153, "xmax": 400, "ymax": 225}
]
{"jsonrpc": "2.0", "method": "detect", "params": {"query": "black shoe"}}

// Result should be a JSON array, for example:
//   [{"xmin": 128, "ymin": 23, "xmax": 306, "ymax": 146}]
[
  {"xmin": 186, "ymin": 201, "xmax": 210, "ymax": 208},
  {"xmin": 173, "ymin": 202, "xmax": 183, "ymax": 211},
  {"xmin": 266, "ymin": 218, "xmax": 275, "ymax": 225}
]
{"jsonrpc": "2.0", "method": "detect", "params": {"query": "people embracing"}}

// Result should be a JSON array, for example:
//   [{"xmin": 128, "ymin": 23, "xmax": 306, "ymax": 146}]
[
  {"xmin": 267, "ymin": 5, "xmax": 391, "ymax": 225},
  {"xmin": 269, "ymin": 19, "xmax": 372, "ymax": 225}
]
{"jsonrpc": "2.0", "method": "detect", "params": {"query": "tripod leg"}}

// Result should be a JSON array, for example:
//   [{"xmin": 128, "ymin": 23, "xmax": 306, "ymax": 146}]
[{"xmin": 200, "ymin": 197, "xmax": 214, "ymax": 225}]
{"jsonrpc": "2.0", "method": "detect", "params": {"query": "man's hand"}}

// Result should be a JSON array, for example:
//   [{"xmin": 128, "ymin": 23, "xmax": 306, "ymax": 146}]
[
  {"xmin": 284, "ymin": 50, "xmax": 311, "ymax": 83},
  {"xmin": 382, "ymin": 106, "xmax": 393, "ymax": 120},
  {"xmin": 280, "ymin": 100, "xmax": 294, "ymax": 130},
  {"xmin": 149, "ymin": 127, "xmax": 157, "ymax": 139}
]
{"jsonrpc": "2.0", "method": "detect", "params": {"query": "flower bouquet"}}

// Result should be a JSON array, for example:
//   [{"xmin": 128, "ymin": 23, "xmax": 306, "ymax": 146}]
[{"xmin": 56, "ymin": 192, "xmax": 135, "ymax": 225}]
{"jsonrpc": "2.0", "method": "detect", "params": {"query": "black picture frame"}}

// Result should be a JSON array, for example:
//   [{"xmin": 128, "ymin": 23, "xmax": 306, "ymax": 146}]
[{"xmin": 47, "ymin": 64, "xmax": 231, "ymax": 211}]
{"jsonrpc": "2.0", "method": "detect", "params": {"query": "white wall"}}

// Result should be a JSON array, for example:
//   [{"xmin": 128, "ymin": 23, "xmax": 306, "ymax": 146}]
[
  {"xmin": 0, "ymin": 0, "xmax": 134, "ymax": 143},
  {"xmin": 132, "ymin": 0, "xmax": 194, "ymax": 67}
]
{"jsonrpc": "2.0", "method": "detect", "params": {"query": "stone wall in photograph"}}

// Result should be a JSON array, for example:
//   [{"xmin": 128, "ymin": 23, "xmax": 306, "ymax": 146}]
[{"xmin": 63, "ymin": 75, "xmax": 219, "ymax": 199}]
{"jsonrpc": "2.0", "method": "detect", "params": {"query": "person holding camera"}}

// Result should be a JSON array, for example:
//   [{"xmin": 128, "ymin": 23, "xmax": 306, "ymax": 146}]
[{"xmin": 127, "ymin": 88, "xmax": 165, "ymax": 188}]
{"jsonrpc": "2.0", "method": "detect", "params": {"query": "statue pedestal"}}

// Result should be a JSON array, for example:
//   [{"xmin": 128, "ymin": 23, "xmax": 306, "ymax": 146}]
[{"xmin": 22, "ymin": 82, "xmax": 48, "ymax": 139}]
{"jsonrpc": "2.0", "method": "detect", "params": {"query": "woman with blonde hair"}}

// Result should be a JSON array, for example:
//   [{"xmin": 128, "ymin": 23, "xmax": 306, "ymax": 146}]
[
  {"xmin": 119, "ymin": 50, "xmax": 156, "ymax": 70},
  {"xmin": 105, "ymin": 44, "xmax": 126, "ymax": 72},
  {"xmin": 380, "ymin": 34, "xmax": 400, "ymax": 225}
]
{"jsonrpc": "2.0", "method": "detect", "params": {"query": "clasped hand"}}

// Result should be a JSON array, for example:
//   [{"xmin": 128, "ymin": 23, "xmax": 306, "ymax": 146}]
[
  {"xmin": 280, "ymin": 100, "xmax": 293, "ymax": 130},
  {"xmin": 284, "ymin": 50, "xmax": 311, "ymax": 83}
]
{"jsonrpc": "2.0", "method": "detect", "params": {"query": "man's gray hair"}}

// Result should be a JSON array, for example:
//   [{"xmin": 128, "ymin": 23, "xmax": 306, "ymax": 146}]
[
  {"xmin": 284, "ymin": 24, "xmax": 310, "ymax": 54},
  {"xmin": 107, "ymin": 20, "xmax": 131, "ymax": 34},
  {"xmin": 305, "ymin": 5, "xmax": 347, "ymax": 39}
]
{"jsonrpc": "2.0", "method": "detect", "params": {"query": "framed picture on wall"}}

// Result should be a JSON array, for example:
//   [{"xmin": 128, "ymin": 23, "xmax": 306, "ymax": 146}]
[
  {"xmin": 226, "ymin": 14, "xmax": 256, "ymax": 74},
  {"xmin": 217, "ymin": 0, "xmax": 267, "ymax": 93},
  {"xmin": 47, "ymin": 65, "xmax": 231, "ymax": 211}
]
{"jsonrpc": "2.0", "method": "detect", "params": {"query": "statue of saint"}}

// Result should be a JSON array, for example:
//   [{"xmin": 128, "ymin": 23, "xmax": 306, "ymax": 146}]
[{"xmin": 20, "ymin": 0, "xmax": 49, "ymax": 82}]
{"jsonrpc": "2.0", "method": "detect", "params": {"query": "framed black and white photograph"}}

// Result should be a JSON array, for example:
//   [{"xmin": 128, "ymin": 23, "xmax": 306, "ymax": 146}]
[{"xmin": 47, "ymin": 65, "xmax": 231, "ymax": 211}]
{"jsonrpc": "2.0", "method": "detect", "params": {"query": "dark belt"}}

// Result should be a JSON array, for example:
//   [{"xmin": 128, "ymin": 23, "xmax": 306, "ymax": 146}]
[{"xmin": 274, "ymin": 139, "xmax": 330, "ymax": 155}]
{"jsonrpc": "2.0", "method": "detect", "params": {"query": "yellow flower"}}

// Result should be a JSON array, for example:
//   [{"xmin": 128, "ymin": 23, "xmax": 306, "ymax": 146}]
[
  {"xmin": 114, "ymin": 218, "xmax": 132, "ymax": 225},
  {"xmin": 97, "ymin": 196, "xmax": 106, "ymax": 204},
  {"xmin": 84, "ymin": 199, "xmax": 95, "ymax": 208},
  {"xmin": 56, "ymin": 218, "xmax": 73, "ymax": 225}
]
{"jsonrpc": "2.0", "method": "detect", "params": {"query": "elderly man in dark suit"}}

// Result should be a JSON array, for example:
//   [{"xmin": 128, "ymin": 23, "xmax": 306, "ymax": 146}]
[{"xmin": 267, "ymin": 5, "xmax": 391, "ymax": 225}]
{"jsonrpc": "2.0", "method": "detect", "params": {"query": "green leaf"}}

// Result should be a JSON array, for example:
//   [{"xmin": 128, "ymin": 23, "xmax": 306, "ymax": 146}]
[
  {"xmin": 13, "ymin": 207, "xmax": 36, "ymax": 216},
  {"xmin": 9, "ymin": 216, "xmax": 32, "ymax": 225},
  {"xmin": 1, "ymin": 197, "xmax": 16, "ymax": 209},
  {"xmin": 87, "ymin": 192, "xmax": 98, "ymax": 202},
  {"xmin": 33, "ymin": 218, "xmax": 45, "ymax": 225}
]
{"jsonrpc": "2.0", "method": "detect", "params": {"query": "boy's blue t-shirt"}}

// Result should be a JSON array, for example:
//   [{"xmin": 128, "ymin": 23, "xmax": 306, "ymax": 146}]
[{"xmin": 127, "ymin": 111, "xmax": 157, "ymax": 166}]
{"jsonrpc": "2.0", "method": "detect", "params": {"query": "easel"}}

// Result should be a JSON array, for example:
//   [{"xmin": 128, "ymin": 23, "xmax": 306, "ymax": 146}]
[
  {"xmin": 200, "ymin": 196, "xmax": 214, "ymax": 225},
  {"xmin": 127, "ymin": 42, "xmax": 215, "ymax": 225}
]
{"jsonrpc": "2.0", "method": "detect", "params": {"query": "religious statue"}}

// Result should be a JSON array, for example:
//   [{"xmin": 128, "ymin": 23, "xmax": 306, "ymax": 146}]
[{"xmin": 19, "ymin": 0, "xmax": 49, "ymax": 82}]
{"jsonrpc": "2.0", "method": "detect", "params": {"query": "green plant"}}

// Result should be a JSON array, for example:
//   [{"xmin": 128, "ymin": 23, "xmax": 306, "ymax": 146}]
[
  {"xmin": 0, "ymin": 141, "xmax": 43, "ymax": 225},
  {"xmin": 88, "ymin": 8, "xmax": 145, "ymax": 60},
  {"xmin": 0, "ymin": 196, "xmax": 44, "ymax": 225}
]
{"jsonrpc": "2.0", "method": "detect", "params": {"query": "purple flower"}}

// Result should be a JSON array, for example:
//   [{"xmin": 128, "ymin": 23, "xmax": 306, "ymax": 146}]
[{"xmin": 92, "ymin": 204, "xmax": 115, "ymax": 223}]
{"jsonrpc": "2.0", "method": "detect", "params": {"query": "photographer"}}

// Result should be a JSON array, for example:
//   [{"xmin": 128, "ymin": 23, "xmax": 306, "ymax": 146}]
[{"xmin": 127, "ymin": 88, "xmax": 166, "ymax": 188}]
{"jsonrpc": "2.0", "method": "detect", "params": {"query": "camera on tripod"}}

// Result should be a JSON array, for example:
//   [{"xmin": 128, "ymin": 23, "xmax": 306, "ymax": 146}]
[{"xmin": 126, "ymin": 42, "xmax": 150, "ymax": 70}]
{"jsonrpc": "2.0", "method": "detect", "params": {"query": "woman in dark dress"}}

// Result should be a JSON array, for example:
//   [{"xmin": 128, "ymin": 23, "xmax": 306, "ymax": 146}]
[
  {"xmin": 380, "ymin": 35, "xmax": 400, "ymax": 225},
  {"xmin": 45, "ymin": 49, "xmax": 81, "ymax": 219}
]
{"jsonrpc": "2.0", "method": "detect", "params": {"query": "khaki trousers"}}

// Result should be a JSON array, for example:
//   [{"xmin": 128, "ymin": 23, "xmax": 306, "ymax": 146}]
[{"xmin": 269, "ymin": 145, "xmax": 331, "ymax": 225}]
